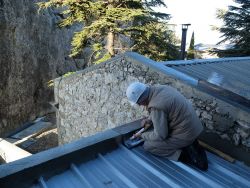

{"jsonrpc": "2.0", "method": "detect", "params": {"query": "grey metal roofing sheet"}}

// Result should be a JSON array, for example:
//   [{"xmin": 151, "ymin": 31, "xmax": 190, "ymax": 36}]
[
  {"xmin": 164, "ymin": 58, "xmax": 250, "ymax": 100},
  {"xmin": 32, "ymin": 145, "xmax": 250, "ymax": 188}
]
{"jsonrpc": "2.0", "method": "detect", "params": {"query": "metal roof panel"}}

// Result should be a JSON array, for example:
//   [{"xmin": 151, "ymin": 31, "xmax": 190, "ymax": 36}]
[
  {"xmin": 32, "ymin": 145, "xmax": 250, "ymax": 188},
  {"xmin": 165, "ymin": 58, "xmax": 250, "ymax": 100}
]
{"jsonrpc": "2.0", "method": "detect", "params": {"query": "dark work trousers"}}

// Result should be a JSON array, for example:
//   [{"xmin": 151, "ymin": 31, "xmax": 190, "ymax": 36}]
[{"xmin": 178, "ymin": 139, "xmax": 208, "ymax": 171}]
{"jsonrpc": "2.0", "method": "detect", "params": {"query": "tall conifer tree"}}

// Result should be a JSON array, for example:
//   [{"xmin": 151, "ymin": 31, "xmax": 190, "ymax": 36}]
[
  {"xmin": 214, "ymin": 0, "xmax": 250, "ymax": 57},
  {"xmin": 38, "ymin": 0, "xmax": 179, "ymax": 63},
  {"xmin": 187, "ymin": 31, "xmax": 195, "ymax": 59}
]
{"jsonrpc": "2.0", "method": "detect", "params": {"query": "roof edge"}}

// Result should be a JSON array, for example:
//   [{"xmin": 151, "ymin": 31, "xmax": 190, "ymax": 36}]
[
  {"xmin": 124, "ymin": 52, "xmax": 198, "ymax": 86},
  {"xmin": 53, "ymin": 54, "xmax": 125, "ymax": 82},
  {"xmin": 198, "ymin": 80, "xmax": 250, "ymax": 112},
  {"xmin": 161, "ymin": 56, "xmax": 250, "ymax": 66},
  {"xmin": 0, "ymin": 120, "xmax": 141, "ymax": 180}
]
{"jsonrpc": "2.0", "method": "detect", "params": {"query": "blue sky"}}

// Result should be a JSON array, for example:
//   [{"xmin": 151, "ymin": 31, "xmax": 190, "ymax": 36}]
[{"xmin": 155, "ymin": 0, "xmax": 235, "ymax": 45}]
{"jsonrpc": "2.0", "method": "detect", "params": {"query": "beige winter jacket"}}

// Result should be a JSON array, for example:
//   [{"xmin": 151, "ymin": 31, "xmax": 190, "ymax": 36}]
[{"xmin": 141, "ymin": 85, "xmax": 203, "ymax": 161}]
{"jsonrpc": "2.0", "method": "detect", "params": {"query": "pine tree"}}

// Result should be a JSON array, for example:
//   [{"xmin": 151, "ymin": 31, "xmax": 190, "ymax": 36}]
[
  {"xmin": 214, "ymin": 0, "xmax": 250, "ymax": 57},
  {"xmin": 38, "ymin": 0, "xmax": 179, "ymax": 63},
  {"xmin": 187, "ymin": 31, "xmax": 195, "ymax": 59}
]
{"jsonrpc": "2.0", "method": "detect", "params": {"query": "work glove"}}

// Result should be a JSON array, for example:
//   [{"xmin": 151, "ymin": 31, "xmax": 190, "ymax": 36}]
[{"xmin": 141, "ymin": 117, "xmax": 153, "ymax": 131}]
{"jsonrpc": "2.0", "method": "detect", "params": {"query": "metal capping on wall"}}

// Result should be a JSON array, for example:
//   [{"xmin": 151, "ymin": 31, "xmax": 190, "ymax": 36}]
[
  {"xmin": 163, "ymin": 57, "xmax": 250, "ymax": 101},
  {"xmin": 32, "ymin": 145, "xmax": 250, "ymax": 188},
  {"xmin": 125, "ymin": 53, "xmax": 250, "ymax": 111}
]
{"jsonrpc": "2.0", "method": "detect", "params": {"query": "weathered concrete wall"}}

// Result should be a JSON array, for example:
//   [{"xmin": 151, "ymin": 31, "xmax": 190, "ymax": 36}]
[
  {"xmin": 55, "ymin": 53, "xmax": 250, "ymax": 148},
  {"xmin": 0, "ymin": 0, "xmax": 84, "ymax": 136}
]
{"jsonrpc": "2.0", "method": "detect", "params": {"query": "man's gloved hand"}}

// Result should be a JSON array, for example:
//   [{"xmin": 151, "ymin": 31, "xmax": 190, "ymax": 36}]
[
  {"xmin": 130, "ymin": 118, "xmax": 153, "ymax": 140},
  {"xmin": 141, "ymin": 117, "xmax": 153, "ymax": 130}
]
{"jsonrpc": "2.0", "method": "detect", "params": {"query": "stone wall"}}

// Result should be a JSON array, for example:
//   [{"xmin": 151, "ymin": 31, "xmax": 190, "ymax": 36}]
[
  {"xmin": 55, "ymin": 53, "xmax": 250, "ymax": 148},
  {"xmin": 0, "ymin": 0, "xmax": 84, "ymax": 136},
  {"xmin": 54, "ymin": 56, "xmax": 147, "ymax": 144},
  {"xmin": 187, "ymin": 91, "xmax": 250, "ymax": 148}
]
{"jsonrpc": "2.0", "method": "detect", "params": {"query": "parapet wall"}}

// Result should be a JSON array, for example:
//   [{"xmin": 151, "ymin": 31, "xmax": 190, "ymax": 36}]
[{"xmin": 54, "ymin": 53, "xmax": 250, "ymax": 150}]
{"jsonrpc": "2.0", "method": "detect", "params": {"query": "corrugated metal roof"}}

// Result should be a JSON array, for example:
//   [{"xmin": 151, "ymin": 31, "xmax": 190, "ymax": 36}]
[
  {"xmin": 31, "ymin": 145, "xmax": 250, "ymax": 188},
  {"xmin": 164, "ymin": 58, "xmax": 250, "ymax": 100}
]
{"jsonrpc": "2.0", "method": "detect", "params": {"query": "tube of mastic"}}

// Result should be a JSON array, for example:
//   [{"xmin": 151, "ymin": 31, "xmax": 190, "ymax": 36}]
[{"xmin": 130, "ymin": 128, "xmax": 145, "ymax": 140}]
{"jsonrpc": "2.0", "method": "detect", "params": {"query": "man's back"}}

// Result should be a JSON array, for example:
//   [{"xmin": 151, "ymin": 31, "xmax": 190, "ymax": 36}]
[
  {"xmin": 148, "ymin": 85, "xmax": 203, "ymax": 142},
  {"xmin": 126, "ymin": 82, "xmax": 208, "ymax": 169}
]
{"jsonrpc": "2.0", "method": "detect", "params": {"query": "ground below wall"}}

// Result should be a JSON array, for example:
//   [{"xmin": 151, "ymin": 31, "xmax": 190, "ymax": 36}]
[
  {"xmin": 1, "ymin": 113, "xmax": 59, "ymax": 165},
  {"xmin": 25, "ymin": 128, "xmax": 58, "ymax": 154}
]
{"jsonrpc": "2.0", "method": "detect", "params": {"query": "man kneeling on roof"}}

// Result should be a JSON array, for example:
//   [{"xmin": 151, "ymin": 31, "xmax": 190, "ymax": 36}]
[{"xmin": 126, "ymin": 82, "xmax": 208, "ymax": 171}]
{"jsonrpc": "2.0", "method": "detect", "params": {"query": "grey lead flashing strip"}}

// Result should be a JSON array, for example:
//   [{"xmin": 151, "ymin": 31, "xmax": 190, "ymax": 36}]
[
  {"xmin": 124, "ymin": 52, "xmax": 198, "ymax": 86},
  {"xmin": 125, "ymin": 52, "xmax": 250, "ymax": 112},
  {"xmin": 198, "ymin": 80, "xmax": 250, "ymax": 112},
  {"xmin": 161, "ymin": 56, "xmax": 250, "ymax": 66}
]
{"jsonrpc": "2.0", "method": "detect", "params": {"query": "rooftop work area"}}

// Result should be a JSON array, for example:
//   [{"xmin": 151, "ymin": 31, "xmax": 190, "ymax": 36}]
[
  {"xmin": 0, "ymin": 53, "xmax": 250, "ymax": 188},
  {"xmin": 1, "ymin": 1, "xmax": 249, "ymax": 187},
  {"xmin": 35, "ymin": 145, "xmax": 249, "ymax": 188},
  {"xmin": 0, "ymin": 121, "xmax": 250, "ymax": 188}
]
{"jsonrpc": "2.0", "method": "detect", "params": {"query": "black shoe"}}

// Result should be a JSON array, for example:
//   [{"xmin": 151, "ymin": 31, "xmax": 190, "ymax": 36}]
[{"xmin": 179, "ymin": 140, "xmax": 208, "ymax": 171}]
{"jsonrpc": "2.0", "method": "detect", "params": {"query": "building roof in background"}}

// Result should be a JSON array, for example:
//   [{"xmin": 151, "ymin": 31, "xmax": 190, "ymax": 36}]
[
  {"xmin": 31, "ymin": 145, "xmax": 250, "ymax": 188},
  {"xmin": 194, "ymin": 43, "xmax": 234, "ymax": 51},
  {"xmin": 163, "ymin": 57, "xmax": 250, "ymax": 101}
]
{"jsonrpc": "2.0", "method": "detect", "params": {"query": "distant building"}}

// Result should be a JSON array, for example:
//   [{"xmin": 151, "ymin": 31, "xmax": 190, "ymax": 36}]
[{"xmin": 194, "ymin": 43, "xmax": 234, "ymax": 59}]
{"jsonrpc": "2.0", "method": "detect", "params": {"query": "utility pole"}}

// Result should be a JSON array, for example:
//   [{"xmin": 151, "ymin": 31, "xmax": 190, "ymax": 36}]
[{"xmin": 180, "ymin": 24, "xmax": 191, "ymax": 60}]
